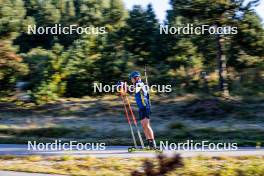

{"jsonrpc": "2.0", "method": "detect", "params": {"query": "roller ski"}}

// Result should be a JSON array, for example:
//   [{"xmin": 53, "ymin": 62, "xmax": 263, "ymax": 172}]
[
  {"xmin": 128, "ymin": 139, "xmax": 162, "ymax": 153},
  {"xmin": 128, "ymin": 146, "xmax": 162, "ymax": 153}
]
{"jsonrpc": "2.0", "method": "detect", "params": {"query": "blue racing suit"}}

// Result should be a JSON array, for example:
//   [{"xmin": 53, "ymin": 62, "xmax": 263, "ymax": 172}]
[{"xmin": 134, "ymin": 80, "xmax": 151, "ymax": 120}]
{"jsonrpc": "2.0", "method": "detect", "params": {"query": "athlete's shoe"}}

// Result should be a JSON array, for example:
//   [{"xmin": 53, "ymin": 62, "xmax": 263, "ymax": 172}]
[{"xmin": 147, "ymin": 139, "xmax": 156, "ymax": 149}]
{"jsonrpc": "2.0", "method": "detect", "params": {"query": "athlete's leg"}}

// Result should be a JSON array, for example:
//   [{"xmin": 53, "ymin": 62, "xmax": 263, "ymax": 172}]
[
  {"xmin": 141, "ymin": 118, "xmax": 156, "ymax": 148},
  {"xmin": 141, "ymin": 118, "xmax": 154, "ymax": 140},
  {"xmin": 141, "ymin": 119, "xmax": 149, "ymax": 139}
]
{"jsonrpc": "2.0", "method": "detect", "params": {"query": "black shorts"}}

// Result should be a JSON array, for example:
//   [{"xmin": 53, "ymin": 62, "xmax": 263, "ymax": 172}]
[{"xmin": 138, "ymin": 107, "xmax": 150, "ymax": 121}]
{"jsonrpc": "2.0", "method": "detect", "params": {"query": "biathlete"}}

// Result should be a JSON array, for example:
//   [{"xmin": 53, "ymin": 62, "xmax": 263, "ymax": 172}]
[{"xmin": 128, "ymin": 71, "xmax": 156, "ymax": 149}]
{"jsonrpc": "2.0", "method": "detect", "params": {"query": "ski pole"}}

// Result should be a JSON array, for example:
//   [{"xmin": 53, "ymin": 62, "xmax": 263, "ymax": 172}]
[
  {"xmin": 120, "ymin": 94, "xmax": 137, "ymax": 148},
  {"xmin": 144, "ymin": 65, "xmax": 149, "ymax": 87},
  {"xmin": 124, "ymin": 94, "xmax": 145, "ymax": 148},
  {"xmin": 144, "ymin": 65, "xmax": 151, "ymax": 106}
]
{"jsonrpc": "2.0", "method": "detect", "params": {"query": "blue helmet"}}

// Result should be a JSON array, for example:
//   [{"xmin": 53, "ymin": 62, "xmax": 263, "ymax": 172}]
[{"xmin": 129, "ymin": 71, "xmax": 141, "ymax": 80}]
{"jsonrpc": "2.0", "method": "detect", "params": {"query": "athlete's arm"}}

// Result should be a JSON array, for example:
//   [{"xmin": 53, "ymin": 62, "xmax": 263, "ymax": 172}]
[
  {"xmin": 142, "ymin": 83, "xmax": 151, "ymax": 112},
  {"xmin": 135, "ymin": 81, "xmax": 145, "ymax": 109}
]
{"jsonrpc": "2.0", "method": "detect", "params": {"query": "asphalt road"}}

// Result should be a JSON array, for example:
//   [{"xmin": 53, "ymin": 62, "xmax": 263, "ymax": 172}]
[{"xmin": 0, "ymin": 144, "xmax": 263, "ymax": 158}]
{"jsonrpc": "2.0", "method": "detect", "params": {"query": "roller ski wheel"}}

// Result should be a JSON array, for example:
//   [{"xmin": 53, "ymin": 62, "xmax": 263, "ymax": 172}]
[{"xmin": 128, "ymin": 147, "xmax": 136, "ymax": 153}]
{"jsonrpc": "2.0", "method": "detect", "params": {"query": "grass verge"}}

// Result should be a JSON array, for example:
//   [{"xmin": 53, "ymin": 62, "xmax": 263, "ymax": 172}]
[{"xmin": 0, "ymin": 155, "xmax": 263, "ymax": 176}]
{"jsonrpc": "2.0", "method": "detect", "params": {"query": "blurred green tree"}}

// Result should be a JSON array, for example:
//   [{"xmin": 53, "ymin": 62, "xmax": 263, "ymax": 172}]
[
  {"xmin": 0, "ymin": 0, "xmax": 30, "ymax": 39},
  {"xmin": 1, "ymin": 0, "xmax": 263, "ymax": 101},
  {"xmin": 0, "ymin": 41, "xmax": 28, "ymax": 93},
  {"xmin": 169, "ymin": 0, "xmax": 264, "ymax": 96},
  {"xmin": 0, "ymin": 0, "xmax": 30, "ymax": 94},
  {"xmin": 124, "ymin": 4, "xmax": 159, "ymax": 65},
  {"xmin": 23, "ymin": 44, "xmax": 69, "ymax": 103}
]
